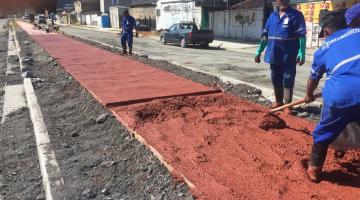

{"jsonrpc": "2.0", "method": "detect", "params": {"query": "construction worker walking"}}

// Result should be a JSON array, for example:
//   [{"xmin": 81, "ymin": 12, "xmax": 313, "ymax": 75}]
[
  {"xmin": 305, "ymin": 10, "xmax": 360, "ymax": 182},
  {"xmin": 120, "ymin": 10, "xmax": 138, "ymax": 55},
  {"xmin": 255, "ymin": 0, "xmax": 306, "ymax": 110}
]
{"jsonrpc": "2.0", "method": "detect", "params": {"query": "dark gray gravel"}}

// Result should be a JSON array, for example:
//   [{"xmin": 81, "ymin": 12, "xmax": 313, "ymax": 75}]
[{"xmin": 15, "ymin": 23, "xmax": 194, "ymax": 200}]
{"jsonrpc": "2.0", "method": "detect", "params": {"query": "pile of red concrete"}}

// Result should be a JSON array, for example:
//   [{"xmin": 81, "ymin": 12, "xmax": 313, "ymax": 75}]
[{"xmin": 17, "ymin": 21, "xmax": 360, "ymax": 200}]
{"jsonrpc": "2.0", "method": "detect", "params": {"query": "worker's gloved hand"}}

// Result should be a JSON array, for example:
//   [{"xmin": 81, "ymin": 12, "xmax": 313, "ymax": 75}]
[
  {"xmin": 254, "ymin": 52, "xmax": 261, "ymax": 63},
  {"xmin": 296, "ymin": 51, "xmax": 305, "ymax": 65},
  {"xmin": 297, "ymin": 37, "xmax": 306, "ymax": 66},
  {"xmin": 255, "ymin": 37, "xmax": 268, "ymax": 63}
]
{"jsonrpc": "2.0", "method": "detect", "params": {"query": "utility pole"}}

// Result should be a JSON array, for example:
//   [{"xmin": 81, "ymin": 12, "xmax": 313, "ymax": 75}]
[{"xmin": 263, "ymin": 0, "xmax": 267, "ymax": 29}]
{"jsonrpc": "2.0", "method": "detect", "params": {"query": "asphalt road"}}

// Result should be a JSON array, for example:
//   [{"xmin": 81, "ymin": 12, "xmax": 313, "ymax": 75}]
[
  {"xmin": 61, "ymin": 26, "xmax": 323, "ymax": 100},
  {"xmin": 0, "ymin": 18, "xmax": 8, "ymax": 28}
]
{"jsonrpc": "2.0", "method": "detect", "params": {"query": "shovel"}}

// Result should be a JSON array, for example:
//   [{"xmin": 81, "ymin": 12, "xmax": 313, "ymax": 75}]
[{"xmin": 270, "ymin": 93, "xmax": 322, "ymax": 113}]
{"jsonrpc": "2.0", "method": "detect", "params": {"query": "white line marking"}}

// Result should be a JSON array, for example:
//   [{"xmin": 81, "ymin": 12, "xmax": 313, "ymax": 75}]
[{"xmin": 330, "ymin": 54, "xmax": 360, "ymax": 74}]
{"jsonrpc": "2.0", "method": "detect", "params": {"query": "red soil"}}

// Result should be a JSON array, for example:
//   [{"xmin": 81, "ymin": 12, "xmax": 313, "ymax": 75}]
[
  {"xmin": 258, "ymin": 113, "xmax": 287, "ymax": 130},
  {"xmin": 113, "ymin": 94, "xmax": 360, "ymax": 200}
]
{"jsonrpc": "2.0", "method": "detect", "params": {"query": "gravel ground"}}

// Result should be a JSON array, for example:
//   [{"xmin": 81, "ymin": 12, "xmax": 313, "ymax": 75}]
[
  {"xmin": 66, "ymin": 34, "xmax": 322, "ymax": 122},
  {"xmin": 15, "ymin": 24, "xmax": 193, "ymax": 200},
  {"xmin": 0, "ymin": 24, "xmax": 44, "ymax": 200}
]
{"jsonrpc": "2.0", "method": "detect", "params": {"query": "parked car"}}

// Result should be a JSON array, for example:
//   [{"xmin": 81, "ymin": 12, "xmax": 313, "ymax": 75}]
[
  {"xmin": 160, "ymin": 22, "xmax": 214, "ymax": 48},
  {"xmin": 34, "ymin": 15, "xmax": 47, "ymax": 27}
]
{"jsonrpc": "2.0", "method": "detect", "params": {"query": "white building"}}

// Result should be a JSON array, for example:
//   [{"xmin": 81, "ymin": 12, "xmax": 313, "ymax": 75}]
[
  {"xmin": 156, "ymin": 0, "xmax": 202, "ymax": 30},
  {"xmin": 209, "ymin": 0, "xmax": 271, "ymax": 41}
]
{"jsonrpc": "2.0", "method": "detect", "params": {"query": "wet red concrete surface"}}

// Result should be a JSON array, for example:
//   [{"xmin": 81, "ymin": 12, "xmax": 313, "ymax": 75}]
[
  {"xmin": 17, "ymin": 21, "xmax": 219, "ymax": 106},
  {"xmin": 17, "ymin": 21, "xmax": 360, "ymax": 200},
  {"xmin": 112, "ymin": 94, "xmax": 360, "ymax": 200}
]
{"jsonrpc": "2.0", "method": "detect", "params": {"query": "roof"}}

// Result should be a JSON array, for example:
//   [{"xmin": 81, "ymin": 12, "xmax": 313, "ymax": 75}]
[
  {"xmin": 131, "ymin": 0, "xmax": 157, "ymax": 6},
  {"xmin": 232, "ymin": 0, "xmax": 273, "ymax": 9}
]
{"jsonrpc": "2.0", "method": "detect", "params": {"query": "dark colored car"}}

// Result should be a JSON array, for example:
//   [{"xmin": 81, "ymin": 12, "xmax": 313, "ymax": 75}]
[
  {"xmin": 160, "ymin": 22, "xmax": 214, "ymax": 48},
  {"xmin": 35, "ymin": 15, "xmax": 47, "ymax": 26}
]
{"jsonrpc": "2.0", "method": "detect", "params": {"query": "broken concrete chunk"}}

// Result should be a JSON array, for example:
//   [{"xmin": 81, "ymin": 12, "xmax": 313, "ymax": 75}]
[
  {"xmin": 96, "ymin": 113, "xmax": 110, "ymax": 124},
  {"xmin": 21, "ymin": 71, "xmax": 33, "ymax": 78},
  {"xmin": 297, "ymin": 112, "xmax": 310, "ymax": 118},
  {"xmin": 21, "ymin": 57, "xmax": 34, "ymax": 65}
]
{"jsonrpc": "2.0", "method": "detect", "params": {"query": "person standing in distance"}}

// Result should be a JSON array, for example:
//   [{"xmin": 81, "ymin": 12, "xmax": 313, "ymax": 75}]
[{"xmin": 120, "ymin": 10, "xmax": 138, "ymax": 55}]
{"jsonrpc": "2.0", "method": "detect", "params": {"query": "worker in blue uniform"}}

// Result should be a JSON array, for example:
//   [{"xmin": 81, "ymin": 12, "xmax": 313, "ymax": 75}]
[
  {"xmin": 305, "ymin": 10, "xmax": 360, "ymax": 182},
  {"xmin": 121, "ymin": 10, "xmax": 138, "ymax": 55},
  {"xmin": 255, "ymin": 0, "xmax": 306, "ymax": 110}
]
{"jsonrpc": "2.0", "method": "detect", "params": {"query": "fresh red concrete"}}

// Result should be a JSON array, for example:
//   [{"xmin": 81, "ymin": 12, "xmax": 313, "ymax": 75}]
[
  {"xmin": 112, "ymin": 94, "xmax": 360, "ymax": 200},
  {"xmin": 18, "ymin": 21, "xmax": 360, "ymax": 199},
  {"xmin": 17, "ymin": 21, "xmax": 219, "ymax": 106}
]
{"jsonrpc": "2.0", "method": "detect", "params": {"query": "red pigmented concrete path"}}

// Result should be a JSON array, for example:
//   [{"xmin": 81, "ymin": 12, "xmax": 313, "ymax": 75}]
[
  {"xmin": 17, "ymin": 21, "xmax": 219, "ymax": 106},
  {"xmin": 17, "ymin": 21, "xmax": 360, "ymax": 200}
]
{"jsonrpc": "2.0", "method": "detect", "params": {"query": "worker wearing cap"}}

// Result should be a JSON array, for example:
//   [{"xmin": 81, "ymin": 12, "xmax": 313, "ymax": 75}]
[
  {"xmin": 346, "ymin": 3, "xmax": 360, "ymax": 28},
  {"xmin": 121, "ymin": 10, "xmax": 138, "ymax": 55},
  {"xmin": 305, "ymin": 11, "xmax": 360, "ymax": 182},
  {"xmin": 255, "ymin": 0, "xmax": 306, "ymax": 109}
]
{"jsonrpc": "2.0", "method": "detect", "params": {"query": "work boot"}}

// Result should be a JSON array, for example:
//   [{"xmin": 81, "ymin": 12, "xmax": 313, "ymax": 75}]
[
  {"xmin": 284, "ymin": 87, "xmax": 293, "ymax": 104},
  {"xmin": 129, "ymin": 48, "xmax": 132, "ymax": 55},
  {"xmin": 270, "ymin": 85, "xmax": 284, "ymax": 109},
  {"xmin": 121, "ymin": 47, "xmax": 127, "ymax": 55},
  {"xmin": 284, "ymin": 87, "xmax": 294, "ymax": 114},
  {"xmin": 306, "ymin": 165, "xmax": 323, "ymax": 183}
]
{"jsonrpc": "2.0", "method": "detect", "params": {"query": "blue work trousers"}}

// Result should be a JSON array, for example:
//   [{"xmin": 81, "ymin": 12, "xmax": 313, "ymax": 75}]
[
  {"xmin": 313, "ymin": 104, "xmax": 360, "ymax": 145},
  {"xmin": 270, "ymin": 64, "xmax": 296, "ymax": 89},
  {"xmin": 121, "ymin": 31, "xmax": 133, "ymax": 49}
]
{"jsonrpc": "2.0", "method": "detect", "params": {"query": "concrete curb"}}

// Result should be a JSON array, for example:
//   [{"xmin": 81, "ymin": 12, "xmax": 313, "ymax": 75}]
[
  {"xmin": 24, "ymin": 78, "xmax": 64, "ymax": 200},
  {"xmin": 13, "ymin": 21, "xmax": 64, "ymax": 200}
]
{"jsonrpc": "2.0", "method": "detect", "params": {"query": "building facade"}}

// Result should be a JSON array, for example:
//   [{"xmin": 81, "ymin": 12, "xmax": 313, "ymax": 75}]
[
  {"xmin": 156, "ymin": 0, "xmax": 203, "ymax": 30},
  {"xmin": 130, "ymin": 0, "xmax": 157, "ymax": 31},
  {"xmin": 208, "ymin": 0, "xmax": 272, "ymax": 40}
]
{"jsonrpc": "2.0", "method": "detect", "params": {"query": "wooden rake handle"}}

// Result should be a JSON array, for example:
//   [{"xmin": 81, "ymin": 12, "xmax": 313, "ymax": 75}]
[{"xmin": 270, "ymin": 93, "xmax": 322, "ymax": 113}]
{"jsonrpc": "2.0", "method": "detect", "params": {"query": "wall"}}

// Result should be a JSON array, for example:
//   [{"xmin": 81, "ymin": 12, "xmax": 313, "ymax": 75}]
[
  {"xmin": 156, "ymin": 0, "xmax": 202, "ymax": 30},
  {"xmin": 110, "ymin": 6, "xmax": 128, "ymax": 29},
  {"xmin": 209, "ymin": 7, "xmax": 263, "ymax": 41},
  {"xmin": 74, "ymin": 1, "xmax": 82, "ymax": 13},
  {"xmin": 130, "ymin": 5, "xmax": 156, "ymax": 30},
  {"xmin": 100, "ymin": 0, "xmax": 112, "ymax": 13},
  {"xmin": 101, "ymin": 0, "xmax": 132, "ymax": 14}
]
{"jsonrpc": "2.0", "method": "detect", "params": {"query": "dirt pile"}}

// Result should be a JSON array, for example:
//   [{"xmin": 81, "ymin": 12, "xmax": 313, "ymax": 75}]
[
  {"xmin": 258, "ymin": 113, "xmax": 287, "ymax": 130},
  {"xmin": 113, "ymin": 94, "xmax": 360, "ymax": 200}
]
